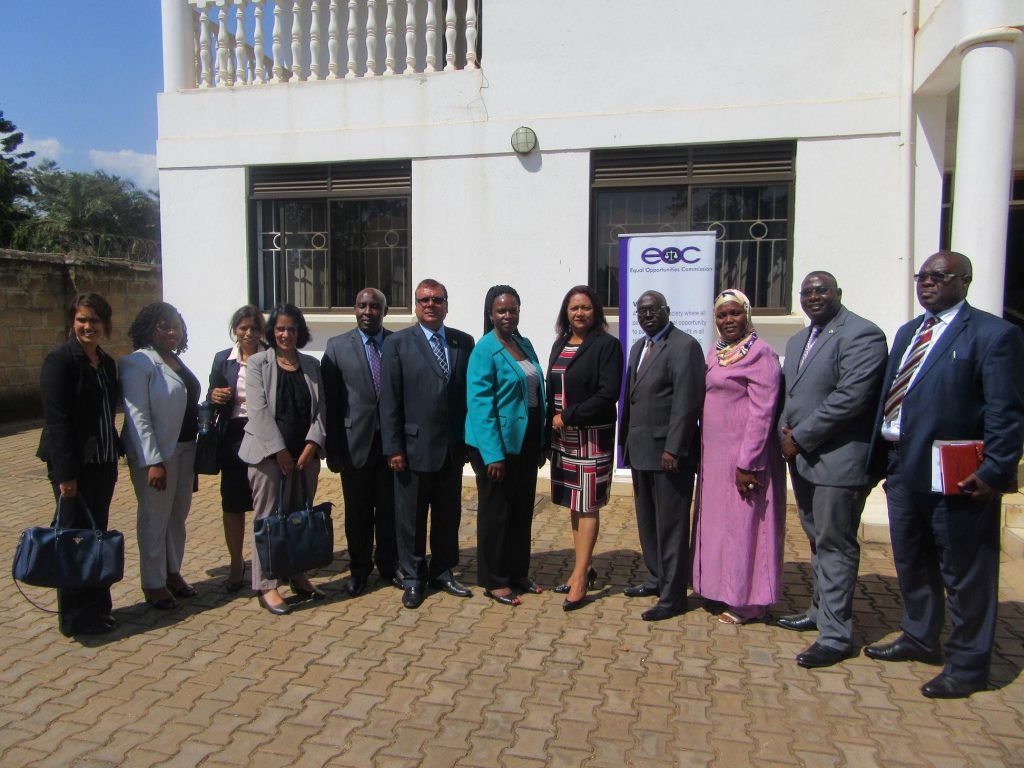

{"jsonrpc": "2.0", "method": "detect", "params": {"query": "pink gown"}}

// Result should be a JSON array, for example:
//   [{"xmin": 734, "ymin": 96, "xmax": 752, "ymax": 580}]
[{"xmin": 691, "ymin": 338, "xmax": 786, "ymax": 618}]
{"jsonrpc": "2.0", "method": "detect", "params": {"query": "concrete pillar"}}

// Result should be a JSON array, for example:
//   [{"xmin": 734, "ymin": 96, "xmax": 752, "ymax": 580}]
[
  {"xmin": 161, "ymin": 0, "xmax": 197, "ymax": 92},
  {"xmin": 950, "ymin": 27, "xmax": 1020, "ymax": 314}
]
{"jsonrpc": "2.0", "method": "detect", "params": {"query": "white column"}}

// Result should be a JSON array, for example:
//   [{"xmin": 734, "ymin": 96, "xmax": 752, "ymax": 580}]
[
  {"xmin": 950, "ymin": 28, "xmax": 1020, "ymax": 315},
  {"xmin": 161, "ymin": 0, "xmax": 197, "ymax": 90}
]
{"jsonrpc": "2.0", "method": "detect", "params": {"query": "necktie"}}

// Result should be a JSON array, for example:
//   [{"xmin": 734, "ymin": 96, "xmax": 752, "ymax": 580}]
[
  {"xmin": 367, "ymin": 337, "xmax": 381, "ymax": 395},
  {"xmin": 431, "ymin": 333, "xmax": 450, "ymax": 380},
  {"xmin": 798, "ymin": 326, "xmax": 821, "ymax": 369},
  {"xmin": 638, "ymin": 337, "xmax": 654, "ymax": 372},
  {"xmin": 882, "ymin": 316, "xmax": 938, "ymax": 421}
]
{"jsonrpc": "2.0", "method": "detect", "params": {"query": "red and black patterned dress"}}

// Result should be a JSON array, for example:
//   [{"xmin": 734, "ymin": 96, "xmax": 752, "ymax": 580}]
[{"xmin": 548, "ymin": 343, "xmax": 614, "ymax": 514}]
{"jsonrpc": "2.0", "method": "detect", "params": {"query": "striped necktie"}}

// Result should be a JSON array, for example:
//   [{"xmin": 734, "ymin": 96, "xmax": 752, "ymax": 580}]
[
  {"xmin": 882, "ymin": 316, "xmax": 938, "ymax": 421},
  {"xmin": 798, "ymin": 326, "xmax": 821, "ymax": 369},
  {"xmin": 367, "ymin": 337, "xmax": 381, "ymax": 395},
  {"xmin": 431, "ymin": 333, "xmax": 450, "ymax": 380}
]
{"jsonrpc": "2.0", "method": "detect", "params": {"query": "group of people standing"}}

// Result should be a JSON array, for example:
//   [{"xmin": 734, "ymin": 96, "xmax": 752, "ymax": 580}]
[{"xmin": 35, "ymin": 250, "xmax": 1024, "ymax": 700}]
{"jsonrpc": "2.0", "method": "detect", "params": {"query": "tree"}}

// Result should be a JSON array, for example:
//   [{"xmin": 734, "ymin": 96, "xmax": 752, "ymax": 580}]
[
  {"xmin": 0, "ymin": 109, "xmax": 35, "ymax": 246},
  {"xmin": 13, "ymin": 162, "xmax": 161, "ymax": 262}
]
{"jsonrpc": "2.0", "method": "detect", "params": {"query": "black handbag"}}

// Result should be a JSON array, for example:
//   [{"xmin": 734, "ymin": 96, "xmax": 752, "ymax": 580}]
[
  {"xmin": 12, "ymin": 497, "xmax": 125, "ymax": 589},
  {"xmin": 194, "ymin": 401, "xmax": 221, "ymax": 475},
  {"xmin": 253, "ymin": 471, "xmax": 333, "ymax": 579}
]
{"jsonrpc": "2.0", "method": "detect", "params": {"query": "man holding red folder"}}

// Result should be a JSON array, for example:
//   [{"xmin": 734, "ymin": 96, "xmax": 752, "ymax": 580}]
[{"xmin": 866, "ymin": 251, "xmax": 1024, "ymax": 698}]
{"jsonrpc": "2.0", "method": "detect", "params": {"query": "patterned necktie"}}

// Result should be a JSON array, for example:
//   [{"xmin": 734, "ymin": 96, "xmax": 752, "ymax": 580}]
[
  {"xmin": 367, "ymin": 337, "xmax": 381, "ymax": 395},
  {"xmin": 883, "ymin": 316, "xmax": 938, "ymax": 421},
  {"xmin": 431, "ymin": 333, "xmax": 450, "ymax": 380},
  {"xmin": 638, "ymin": 337, "xmax": 654, "ymax": 372},
  {"xmin": 798, "ymin": 326, "xmax": 821, "ymax": 369}
]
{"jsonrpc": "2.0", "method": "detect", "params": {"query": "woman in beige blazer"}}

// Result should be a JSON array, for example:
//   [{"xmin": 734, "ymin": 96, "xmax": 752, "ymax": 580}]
[{"xmin": 239, "ymin": 304, "xmax": 328, "ymax": 615}]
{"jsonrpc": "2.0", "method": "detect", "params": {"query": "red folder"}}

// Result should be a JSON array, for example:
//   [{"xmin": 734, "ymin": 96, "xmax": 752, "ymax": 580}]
[{"xmin": 937, "ymin": 441, "xmax": 984, "ymax": 495}]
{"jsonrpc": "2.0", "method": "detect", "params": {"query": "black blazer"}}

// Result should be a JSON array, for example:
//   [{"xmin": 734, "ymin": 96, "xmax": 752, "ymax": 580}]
[
  {"xmin": 36, "ymin": 337, "xmax": 121, "ymax": 484},
  {"xmin": 208, "ymin": 348, "xmax": 241, "ymax": 422},
  {"xmin": 546, "ymin": 330, "xmax": 624, "ymax": 428}
]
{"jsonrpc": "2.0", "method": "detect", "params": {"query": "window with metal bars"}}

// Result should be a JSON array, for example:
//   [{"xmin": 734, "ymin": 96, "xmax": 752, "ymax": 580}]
[
  {"xmin": 590, "ymin": 142, "xmax": 795, "ymax": 312},
  {"xmin": 250, "ymin": 161, "xmax": 411, "ymax": 311}
]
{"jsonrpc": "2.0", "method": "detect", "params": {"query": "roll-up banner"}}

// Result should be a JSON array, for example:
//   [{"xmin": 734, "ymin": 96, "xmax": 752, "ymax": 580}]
[{"xmin": 616, "ymin": 231, "xmax": 717, "ymax": 472}]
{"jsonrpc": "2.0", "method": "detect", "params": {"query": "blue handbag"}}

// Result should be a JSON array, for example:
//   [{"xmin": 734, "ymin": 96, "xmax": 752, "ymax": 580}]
[
  {"xmin": 12, "ymin": 497, "xmax": 125, "ymax": 589},
  {"xmin": 253, "ymin": 472, "xmax": 333, "ymax": 579}
]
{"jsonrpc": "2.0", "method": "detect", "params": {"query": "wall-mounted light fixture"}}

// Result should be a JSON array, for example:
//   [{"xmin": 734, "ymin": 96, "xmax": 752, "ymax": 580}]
[{"xmin": 510, "ymin": 126, "xmax": 538, "ymax": 154}]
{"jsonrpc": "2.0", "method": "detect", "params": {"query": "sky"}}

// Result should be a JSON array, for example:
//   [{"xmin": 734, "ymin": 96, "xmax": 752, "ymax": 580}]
[{"xmin": 0, "ymin": 1, "xmax": 164, "ymax": 191}]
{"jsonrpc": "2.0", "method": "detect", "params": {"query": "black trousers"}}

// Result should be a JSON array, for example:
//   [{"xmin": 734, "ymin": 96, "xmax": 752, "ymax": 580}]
[
  {"xmin": 50, "ymin": 462, "xmax": 117, "ymax": 636},
  {"xmin": 394, "ymin": 455, "xmax": 463, "ymax": 585},
  {"xmin": 470, "ymin": 409, "xmax": 542, "ymax": 590},
  {"xmin": 632, "ymin": 465, "xmax": 695, "ymax": 612},
  {"xmin": 340, "ymin": 432, "xmax": 398, "ymax": 579},
  {"xmin": 885, "ymin": 448, "xmax": 1000, "ymax": 683}
]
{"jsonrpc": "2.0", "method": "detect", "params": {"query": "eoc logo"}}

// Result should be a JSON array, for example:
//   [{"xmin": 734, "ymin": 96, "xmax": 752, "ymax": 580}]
[{"xmin": 640, "ymin": 246, "xmax": 701, "ymax": 265}]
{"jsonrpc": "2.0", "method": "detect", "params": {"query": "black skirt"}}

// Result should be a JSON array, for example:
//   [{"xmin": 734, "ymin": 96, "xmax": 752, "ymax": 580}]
[{"xmin": 220, "ymin": 417, "xmax": 254, "ymax": 514}]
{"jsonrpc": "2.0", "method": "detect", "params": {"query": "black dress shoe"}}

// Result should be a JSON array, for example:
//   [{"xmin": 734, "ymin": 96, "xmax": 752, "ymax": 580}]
[
  {"xmin": 99, "ymin": 614, "xmax": 118, "ymax": 629},
  {"xmin": 225, "ymin": 580, "xmax": 245, "ymax": 594},
  {"xmin": 145, "ymin": 592, "xmax": 179, "ymax": 610},
  {"xmin": 552, "ymin": 568, "xmax": 597, "ymax": 594},
  {"xmin": 289, "ymin": 579, "xmax": 326, "ymax": 600},
  {"xmin": 864, "ymin": 635, "xmax": 943, "ymax": 665},
  {"xmin": 562, "ymin": 595, "xmax": 590, "ymax": 612},
  {"xmin": 921, "ymin": 673, "xmax": 986, "ymax": 699},
  {"xmin": 345, "ymin": 575, "xmax": 368, "ymax": 597},
  {"xmin": 403, "ymin": 584, "xmax": 425, "ymax": 609},
  {"xmin": 796, "ymin": 642, "xmax": 855, "ymax": 668},
  {"xmin": 484, "ymin": 590, "xmax": 521, "ymax": 606},
  {"xmin": 168, "ymin": 583, "xmax": 197, "ymax": 598},
  {"xmin": 390, "ymin": 574, "xmax": 405, "ymax": 589},
  {"xmin": 624, "ymin": 584, "xmax": 660, "ymax": 598},
  {"xmin": 430, "ymin": 575, "xmax": 472, "ymax": 598},
  {"xmin": 776, "ymin": 613, "xmax": 817, "ymax": 632},
  {"xmin": 642, "ymin": 605, "xmax": 685, "ymax": 622},
  {"xmin": 75, "ymin": 621, "xmax": 116, "ymax": 636},
  {"xmin": 511, "ymin": 578, "xmax": 543, "ymax": 595},
  {"xmin": 258, "ymin": 592, "xmax": 292, "ymax": 615}
]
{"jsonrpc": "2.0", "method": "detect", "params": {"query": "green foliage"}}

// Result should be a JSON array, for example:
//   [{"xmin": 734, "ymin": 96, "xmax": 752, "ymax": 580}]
[{"xmin": 0, "ymin": 109, "xmax": 35, "ymax": 246}]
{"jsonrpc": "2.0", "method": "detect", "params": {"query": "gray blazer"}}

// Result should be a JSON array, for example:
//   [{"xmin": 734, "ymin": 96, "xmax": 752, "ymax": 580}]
[
  {"xmin": 619, "ymin": 323, "xmax": 706, "ymax": 472},
  {"xmin": 238, "ymin": 348, "xmax": 327, "ymax": 465},
  {"xmin": 779, "ymin": 305, "xmax": 887, "ymax": 487},
  {"xmin": 120, "ymin": 348, "xmax": 190, "ymax": 468},
  {"xmin": 322, "ymin": 328, "xmax": 392, "ymax": 471}
]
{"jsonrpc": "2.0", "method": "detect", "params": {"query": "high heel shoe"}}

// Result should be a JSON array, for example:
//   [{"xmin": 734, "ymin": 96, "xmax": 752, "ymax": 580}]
[
  {"xmin": 562, "ymin": 595, "xmax": 590, "ymax": 612},
  {"xmin": 289, "ymin": 579, "xmax": 326, "ymax": 600},
  {"xmin": 144, "ymin": 589, "xmax": 179, "ymax": 611},
  {"xmin": 552, "ymin": 567, "xmax": 597, "ymax": 595},
  {"xmin": 484, "ymin": 590, "xmax": 521, "ymax": 607}
]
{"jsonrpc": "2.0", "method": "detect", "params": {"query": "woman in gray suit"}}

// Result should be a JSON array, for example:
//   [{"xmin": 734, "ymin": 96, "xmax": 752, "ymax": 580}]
[
  {"xmin": 121, "ymin": 302, "xmax": 201, "ymax": 610},
  {"xmin": 239, "ymin": 304, "xmax": 328, "ymax": 615}
]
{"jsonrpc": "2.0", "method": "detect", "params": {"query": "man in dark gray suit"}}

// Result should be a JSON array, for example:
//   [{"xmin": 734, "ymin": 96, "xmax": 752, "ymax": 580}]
[
  {"xmin": 322, "ymin": 287, "xmax": 399, "ymax": 597},
  {"xmin": 778, "ymin": 271, "xmax": 887, "ymax": 668},
  {"xmin": 619, "ymin": 291, "xmax": 705, "ymax": 621},
  {"xmin": 380, "ymin": 279, "xmax": 475, "ymax": 609}
]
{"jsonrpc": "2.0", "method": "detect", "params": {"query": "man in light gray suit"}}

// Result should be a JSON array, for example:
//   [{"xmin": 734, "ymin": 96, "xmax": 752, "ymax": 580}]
[
  {"xmin": 322, "ymin": 287, "xmax": 399, "ymax": 597},
  {"xmin": 778, "ymin": 272, "xmax": 887, "ymax": 667},
  {"xmin": 619, "ymin": 291, "xmax": 705, "ymax": 621}
]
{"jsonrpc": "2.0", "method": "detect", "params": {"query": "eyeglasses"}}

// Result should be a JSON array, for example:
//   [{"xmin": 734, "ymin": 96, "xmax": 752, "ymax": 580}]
[
  {"xmin": 799, "ymin": 286, "xmax": 832, "ymax": 297},
  {"xmin": 913, "ymin": 271, "xmax": 965, "ymax": 285},
  {"xmin": 416, "ymin": 296, "xmax": 447, "ymax": 306}
]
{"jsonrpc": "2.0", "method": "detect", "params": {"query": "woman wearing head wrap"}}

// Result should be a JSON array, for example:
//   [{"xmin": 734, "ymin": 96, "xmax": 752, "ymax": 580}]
[{"xmin": 691, "ymin": 289, "xmax": 787, "ymax": 624}]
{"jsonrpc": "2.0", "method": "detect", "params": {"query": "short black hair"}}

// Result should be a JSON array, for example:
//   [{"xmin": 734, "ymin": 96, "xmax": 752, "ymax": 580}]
[
  {"xmin": 265, "ymin": 303, "xmax": 311, "ymax": 349},
  {"xmin": 482, "ymin": 285, "xmax": 521, "ymax": 334},
  {"xmin": 555, "ymin": 285, "xmax": 607, "ymax": 337},
  {"xmin": 228, "ymin": 304, "xmax": 266, "ymax": 341},
  {"xmin": 128, "ymin": 302, "xmax": 188, "ymax": 353},
  {"xmin": 68, "ymin": 292, "xmax": 113, "ymax": 338}
]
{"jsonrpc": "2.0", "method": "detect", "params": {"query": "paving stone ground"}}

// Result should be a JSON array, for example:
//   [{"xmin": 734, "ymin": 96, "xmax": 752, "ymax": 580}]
[{"xmin": 1, "ymin": 422, "xmax": 1022, "ymax": 767}]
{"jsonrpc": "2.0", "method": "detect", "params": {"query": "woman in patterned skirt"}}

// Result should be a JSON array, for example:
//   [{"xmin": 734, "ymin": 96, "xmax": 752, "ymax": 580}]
[{"xmin": 546, "ymin": 285, "xmax": 624, "ymax": 610}]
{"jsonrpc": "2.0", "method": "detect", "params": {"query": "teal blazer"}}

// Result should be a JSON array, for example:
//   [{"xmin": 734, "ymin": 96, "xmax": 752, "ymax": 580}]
[{"xmin": 465, "ymin": 330, "xmax": 546, "ymax": 465}]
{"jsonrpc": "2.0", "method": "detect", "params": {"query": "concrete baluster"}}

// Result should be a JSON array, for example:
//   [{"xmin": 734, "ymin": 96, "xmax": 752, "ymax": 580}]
[{"xmin": 424, "ymin": 0, "xmax": 437, "ymax": 72}]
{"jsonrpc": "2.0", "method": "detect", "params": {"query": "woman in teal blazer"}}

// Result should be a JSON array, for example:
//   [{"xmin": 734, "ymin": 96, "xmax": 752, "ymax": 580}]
[{"xmin": 465, "ymin": 285, "xmax": 547, "ymax": 606}]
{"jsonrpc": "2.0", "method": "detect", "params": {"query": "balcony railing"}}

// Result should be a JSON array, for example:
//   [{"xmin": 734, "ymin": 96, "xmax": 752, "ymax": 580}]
[{"xmin": 182, "ymin": 0, "xmax": 479, "ymax": 89}]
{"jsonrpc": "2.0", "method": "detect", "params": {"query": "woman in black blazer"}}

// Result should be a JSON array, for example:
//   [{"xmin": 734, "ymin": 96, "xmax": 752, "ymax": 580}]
[
  {"xmin": 36, "ymin": 293, "xmax": 121, "ymax": 636},
  {"xmin": 546, "ymin": 285, "xmax": 624, "ymax": 611},
  {"xmin": 207, "ymin": 305, "xmax": 266, "ymax": 592}
]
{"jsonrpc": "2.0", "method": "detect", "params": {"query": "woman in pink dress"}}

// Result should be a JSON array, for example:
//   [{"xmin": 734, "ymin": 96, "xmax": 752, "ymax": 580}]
[{"xmin": 691, "ymin": 289, "xmax": 786, "ymax": 624}]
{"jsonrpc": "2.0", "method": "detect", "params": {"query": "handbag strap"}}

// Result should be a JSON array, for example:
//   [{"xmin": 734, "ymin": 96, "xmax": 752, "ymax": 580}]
[
  {"xmin": 50, "ymin": 495, "xmax": 100, "ymax": 532},
  {"xmin": 12, "ymin": 579, "xmax": 58, "ymax": 613},
  {"xmin": 276, "ymin": 466, "xmax": 314, "ymax": 517}
]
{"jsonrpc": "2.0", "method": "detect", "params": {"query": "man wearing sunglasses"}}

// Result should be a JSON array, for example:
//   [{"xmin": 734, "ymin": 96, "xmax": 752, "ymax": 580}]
[
  {"xmin": 777, "ymin": 272, "xmax": 887, "ymax": 668},
  {"xmin": 865, "ymin": 251, "xmax": 1024, "ymax": 698},
  {"xmin": 380, "ymin": 279, "xmax": 475, "ymax": 609}
]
